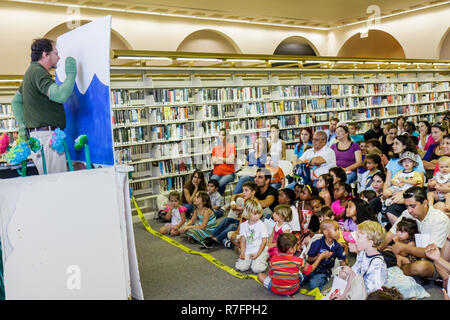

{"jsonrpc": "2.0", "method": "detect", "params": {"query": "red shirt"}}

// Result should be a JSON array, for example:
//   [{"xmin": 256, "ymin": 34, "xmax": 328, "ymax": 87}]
[
  {"xmin": 269, "ymin": 253, "xmax": 313, "ymax": 295},
  {"xmin": 212, "ymin": 144, "xmax": 236, "ymax": 175}
]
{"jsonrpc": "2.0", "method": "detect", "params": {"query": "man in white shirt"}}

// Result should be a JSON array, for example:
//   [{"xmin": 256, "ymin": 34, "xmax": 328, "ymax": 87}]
[
  {"xmin": 379, "ymin": 186, "xmax": 450, "ymax": 278},
  {"xmin": 299, "ymin": 130, "xmax": 337, "ymax": 185}
]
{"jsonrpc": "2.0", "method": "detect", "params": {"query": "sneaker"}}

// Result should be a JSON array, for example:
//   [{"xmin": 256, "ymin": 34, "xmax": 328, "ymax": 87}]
[
  {"xmin": 199, "ymin": 239, "xmax": 214, "ymax": 249},
  {"xmin": 223, "ymin": 239, "xmax": 234, "ymax": 249}
]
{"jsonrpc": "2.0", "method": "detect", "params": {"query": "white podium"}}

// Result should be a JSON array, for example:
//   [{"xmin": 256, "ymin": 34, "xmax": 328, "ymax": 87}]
[{"xmin": 0, "ymin": 166, "xmax": 143, "ymax": 300}]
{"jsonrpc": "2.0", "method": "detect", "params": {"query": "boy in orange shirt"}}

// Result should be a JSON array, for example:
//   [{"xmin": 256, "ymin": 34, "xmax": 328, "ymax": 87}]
[{"xmin": 265, "ymin": 153, "xmax": 285, "ymax": 190}]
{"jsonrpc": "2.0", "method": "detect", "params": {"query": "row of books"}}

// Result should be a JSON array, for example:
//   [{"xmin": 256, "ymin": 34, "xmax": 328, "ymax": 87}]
[
  {"xmin": 0, "ymin": 119, "xmax": 17, "ymax": 130},
  {"xmin": 110, "ymin": 89, "xmax": 145, "ymax": 107},
  {"xmin": 113, "ymin": 126, "xmax": 148, "ymax": 145},
  {"xmin": 110, "ymin": 81, "xmax": 449, "ymax": 108},
  {"xmin": 0, "ymin": 104, "xmax": 12, "ymax": 116},
  {"xmin": 116, "ymin": 95, "xmax": 450, "ymax": 129},
  {"xmin": 202, "ymin": 87, "xmax": 270, "ymax": 102},
  {"xmin": 112, "ymin": 109, "xmax": 148, "ymax": 125}
]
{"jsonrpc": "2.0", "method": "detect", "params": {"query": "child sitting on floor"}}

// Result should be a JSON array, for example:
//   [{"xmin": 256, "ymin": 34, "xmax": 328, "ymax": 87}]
[
  {"xmin": 235, "ymin": 199, "xmax": 269, "ymax": 274},
  {"xmin": 268, "ymin": 204, "xmax": 292, "ymax": 258},
  {"xmin": 390, "ymin": 218, "xmax": 419, "ymax": 267},
  {"xmin": 303, "ymin": 219, "xmax": 347, "ymax": 291},
  {"xmin": 330, "ymin": 221, "xmax": 387, "ymax": 299},
  {"xmin": 207, "ymin": 179, "xmax": 224, "ymax": 218},
  {"xmin": 179, "ymin": 191, "xmax": 217, "ymax": 244},
  {"xmin": 159, "ymin": 191, "xmax": 187, "ymax": 236},
  {"xmin": 331, "ymin": 181, "xmax": 352, "ymax": 229},
  {"xmin": 257, "ymin": 233, "xmax": 329, "ymax": 296}
]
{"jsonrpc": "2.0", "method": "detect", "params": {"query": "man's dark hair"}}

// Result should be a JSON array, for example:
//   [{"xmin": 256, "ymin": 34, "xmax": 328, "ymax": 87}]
[
  {"xmin": 256, "ymin": 167, "xmax": 272, "ymax": 181},
  {"xmin": 403, "ymin": 186, "xmax": 427, "ymax": 204},
  {"xmin": 31, "ymin": 38, "xmax": 54, "ymax": 62}
]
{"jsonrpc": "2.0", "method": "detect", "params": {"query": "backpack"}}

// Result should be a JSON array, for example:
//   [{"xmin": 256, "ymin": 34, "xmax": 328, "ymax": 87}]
[{"xmin": 292, "ymin": 162, "xmax": 312, "ymax": 186}]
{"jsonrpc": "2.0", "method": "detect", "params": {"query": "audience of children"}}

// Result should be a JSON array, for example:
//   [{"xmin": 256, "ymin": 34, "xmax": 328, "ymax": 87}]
[{"xmin": 155, "ymin": 118, "xmax": 450, "ymax": 300}]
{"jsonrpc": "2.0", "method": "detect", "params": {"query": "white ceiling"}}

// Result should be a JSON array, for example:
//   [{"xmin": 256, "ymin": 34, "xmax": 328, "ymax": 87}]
[{"xmin": 12, "ymin": 0, "xmax": 450, "ymax": 28}]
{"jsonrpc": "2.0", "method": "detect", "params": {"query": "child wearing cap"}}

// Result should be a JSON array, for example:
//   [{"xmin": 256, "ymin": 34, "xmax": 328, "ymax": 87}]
[{"xmin": 390, "ymin": 151, "xmax": 424, "ymax": 193}]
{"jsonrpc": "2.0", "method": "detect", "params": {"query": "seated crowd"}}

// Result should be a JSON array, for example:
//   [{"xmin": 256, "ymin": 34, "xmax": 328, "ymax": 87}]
[{"xmin": 157, "ymin": 114, "xmax": 450, "ymax": 300}]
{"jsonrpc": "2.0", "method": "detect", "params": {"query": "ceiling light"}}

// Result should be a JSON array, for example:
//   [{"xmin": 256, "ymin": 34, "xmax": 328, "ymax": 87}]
[
  {"xmin": 0, "ymin": 79, "xmax": 22, "ymax": 82},
  {"xmin": 304, "ymin": 60, "xmax": 329, "ymax": 64},
  {"xmin": 338, "ymin": 61, "xmax": 360, "ymax": 64},
  {"xmin": 268, "ymin": 60, "xmax": 300, "ymax": 63},
  {"xmin": 117, "ymin": 56, "xmax": 172, "ymax": 61},
  {"xmin": 391, "ymin": 62, "xmax": 411, "ymax": 65},
  {"xmin": 227, "ymin": 59, "xmax": 265, "ymax": 63},
  {"xmin": 177, "ymin": 58, "xmax": 222, "ymax": 62}
]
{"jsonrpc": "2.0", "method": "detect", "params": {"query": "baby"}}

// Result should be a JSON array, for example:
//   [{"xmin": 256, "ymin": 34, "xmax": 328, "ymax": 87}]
[
  {"xmin": 427, "ymin": 156, "xmax": 450, "ymax": 213},
  {"xmin": 384, "ymin": 151, "xmax": 424, "ymax": 207}
]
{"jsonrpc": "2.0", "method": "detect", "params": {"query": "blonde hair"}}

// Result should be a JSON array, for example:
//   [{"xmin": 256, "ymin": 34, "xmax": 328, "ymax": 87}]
[
  {"xmin": 438, "ymin": 156, "xmax": 450, "ymax": 166},
  {"xmin": 357, "ymin": 220, "xmax": 386, "ymax": 247},
  {"xmin": 242, "ymin": 199, "xmax": 263, "ymax": 219},
  {"xmin": 320, "ymin": 219, "xmax": 339, "ymax": 232},
  {"xmin": 274, "ymin": 204, "xmax": 292, "ymax": 222}
]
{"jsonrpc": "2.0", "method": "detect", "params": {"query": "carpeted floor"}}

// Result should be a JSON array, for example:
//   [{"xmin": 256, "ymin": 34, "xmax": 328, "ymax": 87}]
[{"xmin": 133, "ymin": 216, "xmax": 446, "ymax": 300}]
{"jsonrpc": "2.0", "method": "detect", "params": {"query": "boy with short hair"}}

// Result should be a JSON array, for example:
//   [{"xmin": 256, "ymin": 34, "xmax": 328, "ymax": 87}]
[
  {"xmin": 207, "ymin": 179, "xmax": 224, "ymax": 218},
  {"xmin": 200, "ymin": 181, "xmax": 257, "ymax": 249},
  {"xmin": 348, "ymin": 122, "xmax": 364, "ymax": 143},
  {"xmin": 257, "ymin": 233, "xmax": 329, "ymax": 296},
  {"xmin": 331, "ymin": 220, "xmax": 388, "ymax": 299},
  {"xmin": 303, "ymin": 219, "xmax": 347, "ymax": 290}
]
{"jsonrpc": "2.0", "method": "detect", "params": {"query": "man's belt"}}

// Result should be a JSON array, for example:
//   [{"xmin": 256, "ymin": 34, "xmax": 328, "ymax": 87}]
[{"xmin": 28, "ymin": 126, "xmax": 57, "ymax": 132}]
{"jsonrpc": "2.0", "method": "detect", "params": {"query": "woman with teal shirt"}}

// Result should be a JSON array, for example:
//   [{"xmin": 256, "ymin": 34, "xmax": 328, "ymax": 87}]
[{"xmin": 292, "ymin": 127, "xmax": 313, "ymax": 165}]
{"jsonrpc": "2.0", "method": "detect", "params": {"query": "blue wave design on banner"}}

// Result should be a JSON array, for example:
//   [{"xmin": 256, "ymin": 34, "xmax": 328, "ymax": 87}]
[{"xmin": 57, "ymin": 74, "xmax": 114, "ymax": 166}]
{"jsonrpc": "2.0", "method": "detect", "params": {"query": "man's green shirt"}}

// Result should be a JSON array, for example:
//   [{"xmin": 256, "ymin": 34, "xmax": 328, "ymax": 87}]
[{"xmin": 18, "ymin": 62, "xmax": 66, "ymax": 129}]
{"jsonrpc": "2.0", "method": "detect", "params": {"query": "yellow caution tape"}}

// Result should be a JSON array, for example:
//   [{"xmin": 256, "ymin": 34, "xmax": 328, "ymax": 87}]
[{"xmin": 133, "ymin": 197, "xmax": 324, "ymax": 300}]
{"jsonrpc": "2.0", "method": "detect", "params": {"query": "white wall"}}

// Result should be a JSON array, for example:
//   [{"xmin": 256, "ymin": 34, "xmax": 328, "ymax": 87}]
[{"xmin": 0, "ymin": 1, "xmax": 448, "ymax": 75}]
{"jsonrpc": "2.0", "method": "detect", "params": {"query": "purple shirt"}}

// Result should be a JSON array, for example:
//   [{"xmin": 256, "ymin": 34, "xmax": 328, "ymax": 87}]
[{"xmin": 331, "ymin": 142, "xmax": 361, "ymax": 172}]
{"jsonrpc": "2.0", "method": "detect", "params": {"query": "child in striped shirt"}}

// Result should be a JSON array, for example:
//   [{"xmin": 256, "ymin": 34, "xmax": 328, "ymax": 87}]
[{"xmin": 257, "ymin": 233, "xmax": 328, "ymax": 296}]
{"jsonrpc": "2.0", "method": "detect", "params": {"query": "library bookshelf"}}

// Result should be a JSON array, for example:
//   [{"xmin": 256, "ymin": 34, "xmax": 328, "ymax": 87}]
[{"xmin": 2, "ymin": 53, "xmax": 449, "ymax": 216}]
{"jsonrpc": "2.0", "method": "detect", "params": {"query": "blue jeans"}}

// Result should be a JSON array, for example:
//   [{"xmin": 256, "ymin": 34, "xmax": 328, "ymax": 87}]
[
  {"xmin": 212, "ymin": 217, "xmax": 239, "ymax": 243},
  {"xmin": 211, "ymin": 173, "xmax": 236, "ymax": 195},
  {"xmin": 346, "ymin": 171, "xmax": 357, "ymax": 184},
  {"xmin": 270, "ymin": 182, "xmax": 282, "ymax": 190},
  {"xmin": 182, "ymin": 203, "xmax": 194, "ymax": 218},
  {"xmin": 302, "ymin": 272, "xmax": 329, "ymax": 290},
  {"xmin": 213, "ymin": 208, "xmax": 224, "ymax": 219},
  {"xmin": 233, "ymin": 176, "xmax": 254, "ymax": 194}
]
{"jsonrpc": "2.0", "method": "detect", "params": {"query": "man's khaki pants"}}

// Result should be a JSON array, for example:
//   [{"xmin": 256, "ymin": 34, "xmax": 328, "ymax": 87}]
[{"xmin": 29, "ymin": 130, "xmax": 68, "ymax": 175}]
